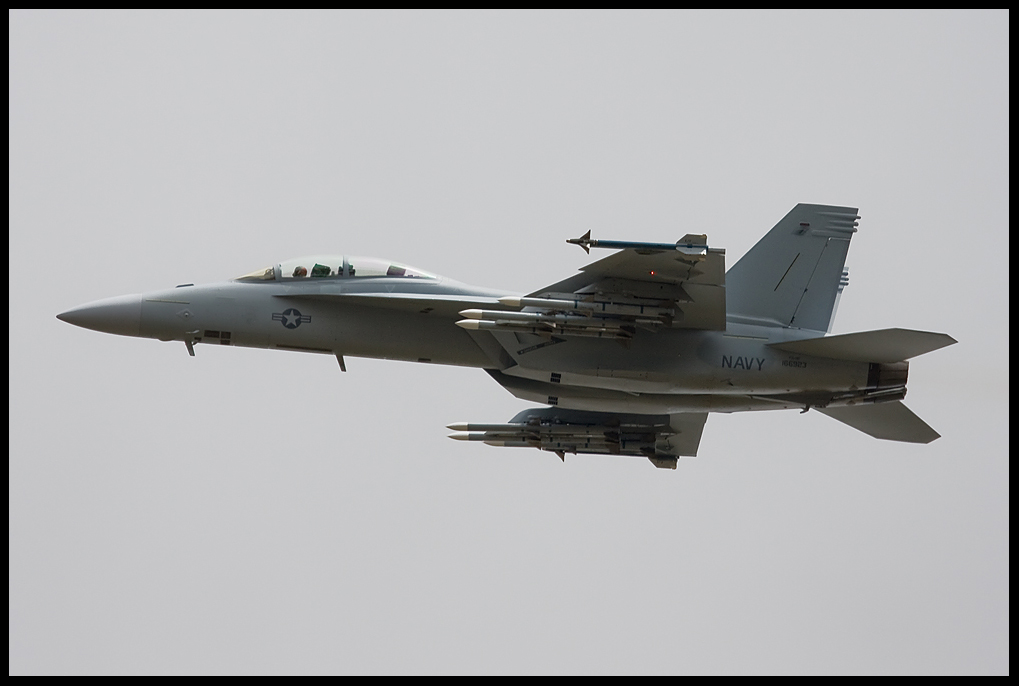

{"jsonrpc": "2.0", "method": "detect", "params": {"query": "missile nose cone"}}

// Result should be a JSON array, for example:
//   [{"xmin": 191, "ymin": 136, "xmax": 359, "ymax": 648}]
[
  {"xmin": 57, "ymin": 294, "xmax": 143, "ymax": 337},
  {"xmin": 455, "ymin": 319, "xmax": 481, "ymax": 330}
]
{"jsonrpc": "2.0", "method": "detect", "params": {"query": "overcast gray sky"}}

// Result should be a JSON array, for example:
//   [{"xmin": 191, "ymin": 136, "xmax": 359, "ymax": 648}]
[{"xmin": 9, "ymin": 10, "xmax": 1008, "ymax": 674}]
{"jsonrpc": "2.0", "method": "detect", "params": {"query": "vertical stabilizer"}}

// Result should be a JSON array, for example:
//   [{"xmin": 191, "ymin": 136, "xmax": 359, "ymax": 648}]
[{"xmin": 726, "ymin": 204, "xmax": 859, "ymax": 331}]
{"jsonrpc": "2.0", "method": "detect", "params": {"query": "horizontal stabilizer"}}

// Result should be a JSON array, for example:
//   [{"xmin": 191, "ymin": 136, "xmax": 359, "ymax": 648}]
[
  {"xmin": 768, "ymin": 328, "xmax": 956, "ymax": 363},
  {"xmin": 818, "ymin": 401, "xmax": 940, "ymax": 444}
]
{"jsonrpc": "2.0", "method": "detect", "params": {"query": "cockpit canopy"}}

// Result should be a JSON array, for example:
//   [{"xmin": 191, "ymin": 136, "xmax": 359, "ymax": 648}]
[{"xmin": 236, "ymin": 255, "xmax": 436, "ymax": 282}]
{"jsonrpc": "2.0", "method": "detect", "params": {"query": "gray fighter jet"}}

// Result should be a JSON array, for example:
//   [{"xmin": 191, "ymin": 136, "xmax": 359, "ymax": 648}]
[{"xmin": 58, "ymin": 204, "xmax": 955, "ymax": 469}]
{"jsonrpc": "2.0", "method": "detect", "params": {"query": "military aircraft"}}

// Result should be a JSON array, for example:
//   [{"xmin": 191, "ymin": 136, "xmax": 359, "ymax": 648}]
[{"xmin": 57, "ymin": 204, "xmax": 955, "ymax": 469}]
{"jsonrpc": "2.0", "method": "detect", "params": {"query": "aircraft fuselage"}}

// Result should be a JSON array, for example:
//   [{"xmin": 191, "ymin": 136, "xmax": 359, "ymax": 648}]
[{"xmin": 61, "ymin": 276, "xmax": 877, "ymax": 416}]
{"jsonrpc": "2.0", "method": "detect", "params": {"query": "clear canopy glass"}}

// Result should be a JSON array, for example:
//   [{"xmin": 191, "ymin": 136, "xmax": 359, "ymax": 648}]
[{"xmin": 235, "ymin": 255, "xmax": 436, "ymax": 281}]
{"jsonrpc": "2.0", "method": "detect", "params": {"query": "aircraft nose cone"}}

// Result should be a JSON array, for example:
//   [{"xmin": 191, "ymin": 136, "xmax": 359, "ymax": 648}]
[{"xmin": 57, "ymin": 294, "xmax": 143, "ymax": 337}]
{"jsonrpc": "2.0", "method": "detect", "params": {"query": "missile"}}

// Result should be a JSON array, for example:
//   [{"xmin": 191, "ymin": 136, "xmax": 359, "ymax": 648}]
[
  {"xmin": 455, "ymin": 319, "xmax": 553, "ymax": 334},
  {"xmin": 447, "ymin": 432, "xmax": 489, "ymax": 441},
  {"xmin": 566, "ymin": 230, "xmax": 709, "ymax": 256},
  {"xmin": 447, "ymin": 422, "xmax": 665, "ymax": 438},
  {"xmin": 456, "ymin": 317, "xmax": 629, "ymax": 333},
  {"xmin": 449, "ymin": 430, "xmax": 660, "ymax": 454},
  {"xmin": 455, "ymin": 319, "xmax": 633, "ymax": 339},
  {"xmin": 447, "ymin": 422, "xmax": 536, "ymax": 432},
  {"xmin": 458, "ymin": 309, "xmax": 560, "ymax": 323},
  {"xmin": 482, "ymin": 440, "xmax": 535, "ymax": 448},
  {"xmin": 447, "ymin": 430, "xmax": 621, "ymax": 444},
  {"xmin": 459, "ymin": 309, "xmax": 648, "ymax": 327},
  {"xmin": 496, "ymin": 296, "xmax": 677, "ymax": 318}
]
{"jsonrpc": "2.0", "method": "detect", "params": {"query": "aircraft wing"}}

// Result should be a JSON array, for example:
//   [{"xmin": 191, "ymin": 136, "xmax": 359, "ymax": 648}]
[
  {"xmin": 515, "ymin": 235, "xmax": 726, "ymax": 333},
  {"xmin": 448, "ymin": 407, "xmax": 708, "ymax": 469}
]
